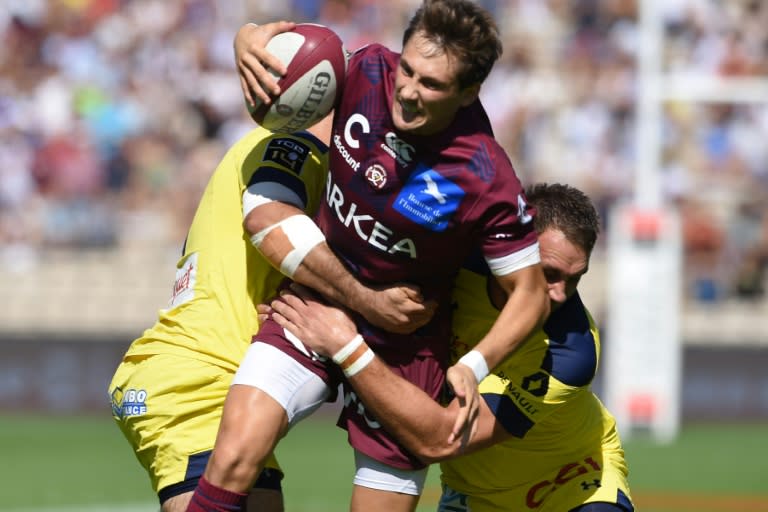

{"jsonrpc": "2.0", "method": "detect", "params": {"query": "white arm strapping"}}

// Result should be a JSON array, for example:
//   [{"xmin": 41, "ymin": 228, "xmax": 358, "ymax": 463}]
[
  {"xmin": 250, "ymin": 214, "xmax": 326, "ymax": 278},
  {"xmin": 243, "ymin": 182, "xmax": 305, "ymax": 220},
  {"xmin": 486, "ymin": 242, "xmax": 541, "ymax": 276}
]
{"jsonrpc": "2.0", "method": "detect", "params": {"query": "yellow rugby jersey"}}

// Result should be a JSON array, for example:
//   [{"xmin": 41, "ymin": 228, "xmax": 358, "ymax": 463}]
[
  {"xmin": 125, "ymin": 127, "xmax": 329, "ymax": 371},
  {"xmin": 443, "ymin": 266, "xmax": 632, "ymax": 511}
]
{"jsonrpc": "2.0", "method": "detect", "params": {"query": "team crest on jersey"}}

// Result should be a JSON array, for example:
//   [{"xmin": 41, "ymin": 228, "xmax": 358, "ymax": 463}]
[
  {"xmin": 364, "ymin": 164, "xmax": 387, "ymax": 189},
  {"xmin": 263, "ymin": 137, "xmax": 310, "ymax": 174},
  {"xmin": 393, "ymin": 165, "xmax": 464, "ymax": 232},
  {"xmin": 110, "ymin": 387, "xmax": 148, "ymax": 419}
]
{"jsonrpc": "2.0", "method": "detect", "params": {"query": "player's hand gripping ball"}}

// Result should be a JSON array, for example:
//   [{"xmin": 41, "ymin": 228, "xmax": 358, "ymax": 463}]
[{"xmin": 248, "ymin": 24, "xmax": 347, "ymax": 133}]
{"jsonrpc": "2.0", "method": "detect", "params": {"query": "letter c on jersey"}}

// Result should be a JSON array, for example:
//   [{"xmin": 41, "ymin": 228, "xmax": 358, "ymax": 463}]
[{"xmin": 344, "ymin": 113, "xmax": 370, "ymax": 149}]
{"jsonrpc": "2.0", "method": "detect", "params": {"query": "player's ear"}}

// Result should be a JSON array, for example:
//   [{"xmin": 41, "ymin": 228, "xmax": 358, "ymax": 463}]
[{"xmin": 459, "ymin": 83, "xmax": 481, "ymax": 107}]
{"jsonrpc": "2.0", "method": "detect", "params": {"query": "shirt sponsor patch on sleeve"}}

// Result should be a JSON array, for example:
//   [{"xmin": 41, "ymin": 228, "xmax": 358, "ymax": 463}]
[{"xmin": 263, "ymin": 137, "xmax": 311, "ymax": 174}]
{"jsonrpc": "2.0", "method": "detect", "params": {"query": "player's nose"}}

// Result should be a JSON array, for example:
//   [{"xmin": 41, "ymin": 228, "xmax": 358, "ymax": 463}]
[{"xmin": 398, "ymin": 80, "xmax": 418, "ymax": 101}]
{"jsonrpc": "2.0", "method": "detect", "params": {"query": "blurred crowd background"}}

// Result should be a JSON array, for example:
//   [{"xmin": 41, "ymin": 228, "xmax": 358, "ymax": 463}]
[{"xmin": 1, "ymin": 0, "xmax": 767, "ymax": 311}]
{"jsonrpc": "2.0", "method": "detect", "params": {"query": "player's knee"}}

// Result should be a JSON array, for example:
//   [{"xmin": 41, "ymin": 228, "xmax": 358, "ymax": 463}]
[{"xmin": 208, "ymin": 447, "xmax": 264, "ymax": 489}]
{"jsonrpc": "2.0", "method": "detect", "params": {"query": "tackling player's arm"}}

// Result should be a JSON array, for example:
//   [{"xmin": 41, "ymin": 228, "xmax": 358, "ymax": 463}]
[
  {"xmin": 463, "ymin": 264, "xmax": 549, "ymax": 371},
  {"xmin": 246, "ymin": 120, "xmax": 433, "ymax": 334},
  {"xmin": 446, "ymin": 264, "xmax": 549, "ymax": 436},
  {"xmin": 246, "ymin": 203, "xmax": 431, "ymax": 334},
  {"xmin": 265, "ymin": 284, "xmax": 514, "ymax": 463}
]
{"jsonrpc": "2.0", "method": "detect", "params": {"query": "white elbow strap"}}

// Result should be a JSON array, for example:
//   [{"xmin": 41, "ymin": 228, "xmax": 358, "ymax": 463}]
[
  {"xmin": 250, "ymin": 215, "xmax": 326, "ymax": 278},
  {"xmin": 458, "ymin": 350, "xmax": 489, "ymax": 383}
]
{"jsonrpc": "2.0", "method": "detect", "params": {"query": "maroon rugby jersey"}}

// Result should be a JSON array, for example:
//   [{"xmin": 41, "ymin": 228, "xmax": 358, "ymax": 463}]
[
  {"xmin": 316, "ymin": 43, "xmax": 537, "ymax": 359},
  {"xmin": 315, "ymin": 44, "xmax": 538, "ymax": 469},
  {"xmin": 255, "ymin": 43, "xmax": 538, "ymax": 470}
]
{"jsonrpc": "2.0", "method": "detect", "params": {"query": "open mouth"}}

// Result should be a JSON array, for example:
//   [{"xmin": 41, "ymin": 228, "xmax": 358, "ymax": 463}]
[{"xmin": 398, "ymin": 100, "xmax": 420, "ymax": 123}]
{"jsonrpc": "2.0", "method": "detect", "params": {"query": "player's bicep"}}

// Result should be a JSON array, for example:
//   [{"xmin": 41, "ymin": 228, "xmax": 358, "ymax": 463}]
[{"xmin": 243, "ymin": 166, "xmax": 309, "ymax": 220}]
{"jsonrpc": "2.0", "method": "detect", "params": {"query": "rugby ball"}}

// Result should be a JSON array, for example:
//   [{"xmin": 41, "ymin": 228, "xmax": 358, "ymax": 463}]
[{"xmin": 248, "ymin": 24, "xmax": 347, "ymax": 133}]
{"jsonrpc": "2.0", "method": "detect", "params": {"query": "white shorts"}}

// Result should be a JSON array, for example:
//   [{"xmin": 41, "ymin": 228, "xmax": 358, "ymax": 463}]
[
  {"xmin": 353, "ymin": 450, "xmax": 428, "ymax": 496},
  {"xmin": 232, "ymin": 342, "xmax": 331, "ymax": 426}
]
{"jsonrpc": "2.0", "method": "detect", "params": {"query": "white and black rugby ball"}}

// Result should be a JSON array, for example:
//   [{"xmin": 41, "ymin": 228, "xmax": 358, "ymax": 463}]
[{"xmin": 248, "ymin": 24, "xmax": 347, "ymax": 133}]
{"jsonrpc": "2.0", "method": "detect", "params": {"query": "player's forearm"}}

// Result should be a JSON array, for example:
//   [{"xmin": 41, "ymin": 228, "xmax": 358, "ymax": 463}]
[
  {"xmin": 291, "ymin": 245, "xmax": 372, "ymax": 308},
  {"xmin": 343, "ymin": 355, "xmax": 467, "ymax": 463},
  {"xmin": 472, "ymin": 269, "xmax": 549, "ymax": 371},
  {"xmin": 245, "ymin": 202, "xmax": 371, "ymax": 306}
]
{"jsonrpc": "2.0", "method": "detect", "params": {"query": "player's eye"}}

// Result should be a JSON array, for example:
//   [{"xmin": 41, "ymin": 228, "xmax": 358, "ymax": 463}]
[{"xmin": 543, "ymin": 268, "xmax": 561, "ymax": 284}]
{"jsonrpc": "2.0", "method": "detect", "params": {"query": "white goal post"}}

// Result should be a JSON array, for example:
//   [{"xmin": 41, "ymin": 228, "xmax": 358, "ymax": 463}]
[{"xmin": 604, "ymin": 0, "xmax": 767, "ymax": 442}]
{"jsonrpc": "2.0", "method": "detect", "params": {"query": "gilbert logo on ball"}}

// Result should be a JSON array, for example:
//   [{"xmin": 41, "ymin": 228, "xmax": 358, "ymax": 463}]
[{"xmin": 248, "ymin": 24, "xmax": 347, "ymax": 133}]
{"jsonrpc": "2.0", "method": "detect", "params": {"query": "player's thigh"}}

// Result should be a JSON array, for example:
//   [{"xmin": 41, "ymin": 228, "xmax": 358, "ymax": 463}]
[
  {"xmin": 351, "ymin": 486, "xmax": 420, "ymax": 512},
  {"xmin": 351, "ymin": 450, "xmax": 427, "ymax": 512},
  {"xmin": 231, "ymin": 341, "xmax": 333, "ymax": 426},
  {"xmin": 210, "ymin": 342, "xmax": 332, "ymax": 480},
  {"xmin": 109, "ymin": 353, "xmax": 246, "ymax": 494}
]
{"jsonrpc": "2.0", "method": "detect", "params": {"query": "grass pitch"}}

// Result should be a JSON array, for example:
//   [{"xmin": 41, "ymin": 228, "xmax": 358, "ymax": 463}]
[{"xmin": 2, "ymin": 414, "xmax": 766, "ymax": 511}]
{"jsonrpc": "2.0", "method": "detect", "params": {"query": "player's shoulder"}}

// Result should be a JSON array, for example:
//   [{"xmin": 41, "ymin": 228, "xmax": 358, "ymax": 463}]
[
  {"xmin": 235, "ymin": 126, "xmax": 328, "ymax": 153},
  {"xmin": 221, "ymin": 127, "xmax": 329, "ymax": 195},
  {"xmin": 349, "ymin": 43, "xmax": 394, "ymax": 61},
  {"xmin": 541, "ymin": 293, "xmax": 598, "ymax": 387},
  {"xmin": 347, "ymin": 43, "xmax": 399, "ymax": 74},
  {"xmin": 234, "ymin": 126, "xmax": 327, "ymax": 167},
  {"xmin": 443, "ymin": 102, "xmax": 517, "ymax": 175}
]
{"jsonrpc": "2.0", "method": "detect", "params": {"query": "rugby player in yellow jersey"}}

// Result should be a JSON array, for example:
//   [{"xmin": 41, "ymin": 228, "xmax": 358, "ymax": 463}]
[
  {"xmin": 108, "ymin": 115, "xmax": 434, "ymax": 512},
  {"xmin": 267, "ymin": 183, "xmax": 635, "ymax": 512}
]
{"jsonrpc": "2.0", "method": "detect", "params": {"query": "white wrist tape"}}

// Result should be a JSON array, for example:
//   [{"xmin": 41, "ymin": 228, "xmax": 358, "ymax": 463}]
[
  {"xmin": 332, "ymin": 334, "xmax": 365, "ymax": 365},
  {"xmin": 458, "ymin": 350, "xmax": 489, "ymax": 383},
  {"xmin": 343, "ymin": 348, "xmax": 374, "ymax": 378},
  {"xmin": 331, "ymin": 334, "xmax": 374, "ymax": 378},
  {"xmin": 250, "ymin": 215, "xmax": 325, "ymax": 278}
]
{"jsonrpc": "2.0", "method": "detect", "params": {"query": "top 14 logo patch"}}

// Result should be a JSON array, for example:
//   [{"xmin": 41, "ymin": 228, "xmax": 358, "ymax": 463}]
[{"xmin": 393, "ymin": 165, "xmax": 464, "ymax": 232}]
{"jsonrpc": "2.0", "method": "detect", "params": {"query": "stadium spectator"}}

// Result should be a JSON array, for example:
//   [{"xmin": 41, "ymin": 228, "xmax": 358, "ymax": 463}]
[{"xmin": 1, "ymin": 0, "xmax": 766, "ymax": 316}]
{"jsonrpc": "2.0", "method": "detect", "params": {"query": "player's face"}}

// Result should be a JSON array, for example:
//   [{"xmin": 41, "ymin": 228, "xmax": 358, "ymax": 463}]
[
  {"xmin": 538, "ymin": 228, "xmax": 589, "ymax": 310},
  {"xmin": 392, "ymin": 32, "xmax": 480, "ymax": 136}
]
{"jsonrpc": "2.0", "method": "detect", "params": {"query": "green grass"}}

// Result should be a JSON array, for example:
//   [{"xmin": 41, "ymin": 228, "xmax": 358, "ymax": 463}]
[
  {"xmin": 623, "ymin": 423, "xmax": 768, "ymax": 495},
  {"xmin": 0, "ymin": 414, "xmax": 154, "ymax": 507},
  {"xmin": 1, "ymin": 415, "xmax": 767, "ymax": 511}
]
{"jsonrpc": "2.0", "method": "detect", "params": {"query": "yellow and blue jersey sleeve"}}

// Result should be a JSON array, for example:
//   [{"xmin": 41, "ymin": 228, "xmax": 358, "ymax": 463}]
[{"xmin": 125, "ymin": 127, "xmax": 329, "ymax": 370}]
